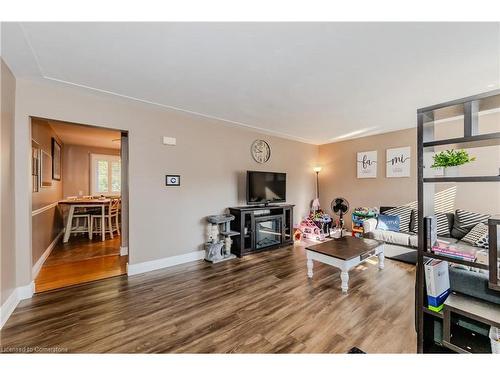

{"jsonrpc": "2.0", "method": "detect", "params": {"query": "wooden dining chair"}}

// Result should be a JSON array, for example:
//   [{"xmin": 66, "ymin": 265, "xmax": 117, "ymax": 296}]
[
  {"xmin": 68, "ymin": 213, "xmax": 92, "ymax": 239},
  {"xmin": 63, "ymin": 196, "xmax": 92, "ymax": 238},
  {"xmin": 90, "ymin": 199, "xmax": 121, "ymax": 240}
]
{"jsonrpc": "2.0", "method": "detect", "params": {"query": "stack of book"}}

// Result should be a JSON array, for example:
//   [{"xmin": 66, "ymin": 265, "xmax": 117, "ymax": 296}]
[
  {"xmin": 424, "ymin": 259, "xmax": 450, "ymax": 312},
  {"xmin": 432, "ymin": 241, "xmax": 477, "ymax": 262}
]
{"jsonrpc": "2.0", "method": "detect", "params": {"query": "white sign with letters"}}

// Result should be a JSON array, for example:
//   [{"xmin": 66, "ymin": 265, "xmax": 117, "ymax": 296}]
[
  {"xmin": 357, "ymin": 151, "xmax": 377, "ymax": 178},
  {"xmin": 386, "ymin": 147, "xmax": 411, "ymax": 178}
]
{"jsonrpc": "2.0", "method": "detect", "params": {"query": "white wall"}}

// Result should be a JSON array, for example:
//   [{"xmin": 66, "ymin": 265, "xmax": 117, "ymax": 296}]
[
  {"xmin": 13, "ymin": 78, "xmax": 318, "ymax": 286},
  {"xmin": 1, "ymin": 59, "xmax": 17, "ymax": 306}
]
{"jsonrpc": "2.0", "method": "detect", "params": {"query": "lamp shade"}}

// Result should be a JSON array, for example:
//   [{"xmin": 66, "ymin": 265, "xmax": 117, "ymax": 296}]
[{"xmin": 313, "ymin": 166, "xmax": 322, "ymax": 173}]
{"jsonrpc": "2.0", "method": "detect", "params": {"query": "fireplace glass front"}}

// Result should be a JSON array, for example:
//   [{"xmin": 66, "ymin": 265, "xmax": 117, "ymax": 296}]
[{"xmin": 255, "ymin": 216, "xmax": 282, "ymax": 250}]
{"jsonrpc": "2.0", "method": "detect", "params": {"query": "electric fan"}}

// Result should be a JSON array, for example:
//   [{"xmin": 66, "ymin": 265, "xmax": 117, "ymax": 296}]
[{"xmin": 330, "ymin": 197, "xmax": 350, "ymax": 230}]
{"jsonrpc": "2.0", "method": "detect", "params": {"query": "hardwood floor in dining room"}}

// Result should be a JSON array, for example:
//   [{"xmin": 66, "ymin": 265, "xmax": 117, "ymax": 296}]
[
  {"xmin": 2, "ymin": 244, "xmax": 416, "ymax": 353},
  {"xmin": 34, "ymin": 235, "xmax": 127, "ymax": 293}
]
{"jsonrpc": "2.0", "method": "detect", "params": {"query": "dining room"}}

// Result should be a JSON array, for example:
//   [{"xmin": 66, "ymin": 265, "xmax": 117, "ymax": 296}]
[{"xmin": 31, "ymin": 117, "xmax": 129, "ymax": 293}]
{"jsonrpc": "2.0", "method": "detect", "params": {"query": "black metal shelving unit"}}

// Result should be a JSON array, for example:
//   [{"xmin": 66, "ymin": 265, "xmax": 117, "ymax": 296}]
[{"xmin": 416, "ymin": 89, "xmax": 500, "ymax": 353}]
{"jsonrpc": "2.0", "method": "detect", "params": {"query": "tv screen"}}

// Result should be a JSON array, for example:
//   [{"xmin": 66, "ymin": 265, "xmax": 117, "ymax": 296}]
[{"xmin": 246, "ymin": 171, "xmax": 286, "ymax": 204}]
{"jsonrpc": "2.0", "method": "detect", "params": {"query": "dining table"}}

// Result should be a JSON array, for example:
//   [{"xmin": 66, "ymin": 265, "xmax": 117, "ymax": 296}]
[{"xmin": 58, "ymin": 198, "xmax": 111, "ymax": 243}]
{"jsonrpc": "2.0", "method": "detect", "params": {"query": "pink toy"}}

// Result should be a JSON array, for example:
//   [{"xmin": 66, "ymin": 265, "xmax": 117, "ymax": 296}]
[{"xmin": 297, "ymin": 217, "xmax": 325, "ymax": 241}]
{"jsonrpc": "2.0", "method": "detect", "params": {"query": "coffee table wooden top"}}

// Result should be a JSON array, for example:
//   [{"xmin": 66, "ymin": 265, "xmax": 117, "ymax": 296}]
[{"xmin": 305, "ymin": 236, "xmax": 384, "ymax": 261}]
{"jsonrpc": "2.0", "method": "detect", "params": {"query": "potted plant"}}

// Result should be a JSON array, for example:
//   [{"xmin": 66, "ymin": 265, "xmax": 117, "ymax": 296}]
[{"xmin": 431, "ymin": 149, "xmax": 476, "ymax": 177}]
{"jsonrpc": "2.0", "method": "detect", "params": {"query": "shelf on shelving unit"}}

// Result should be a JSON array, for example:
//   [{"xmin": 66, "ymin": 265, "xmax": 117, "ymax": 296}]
[
  {"xmin": 418, "ymin": 89, "xmax": 500, "ymax": 118},
  {"xmin": 424, "ymin": 252, "xmax": 489, "ymax": 270},
  {"xmin": 422, "ymin": 306, "xmax": 443, "ymax": 319},
  {"xmin": 423, "ymin": 176, "xmax": 500, "ymax": 183},
  {"xmin": 417, "ymin": 89, "xmax": 500, "ymax": 353},
  {"xmin": 423, "ymin": 132, "xmax": 500, "ymax": 149},
  {"xmin": 445, "ymin": 293, "xmax": 500, "ymax": 327}
]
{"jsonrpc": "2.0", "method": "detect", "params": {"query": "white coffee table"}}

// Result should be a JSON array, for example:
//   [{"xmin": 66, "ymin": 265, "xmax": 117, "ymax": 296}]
[{"xmin": 306, "ymin": 236, "xmax": 385, "ymax": 293}]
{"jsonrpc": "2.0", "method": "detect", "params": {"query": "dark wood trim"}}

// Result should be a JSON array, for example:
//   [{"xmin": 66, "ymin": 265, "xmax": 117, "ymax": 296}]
[
  {"xmin": 463, "ymin": 100, "xmax": 479, "ymax": 137},
  {"xmin": 417, "ymin": 89, "xmax": 500, "ymax": 113},
  {"xmin": 422, "ymin": 132, "xmax": 500, "ymax": 148},
  {"xmin": 305, "ymin": 236, "xmax": 383, "ymax": 261},
  {"xmin": 489, "ymin": 219, "xmax": 499, "ymax": 290},
  {"xmin": 423, "ymin": 252, "xmax": 489, "ymax": 270},
  {"xmin": 416, "ymin": 89, "xmax": 500, "ymax": 354},
  {"xmin": 422, "ymin": 306, "xmax": 443, "ymax": 319},
  {"xmin": 424, "ymin": 176, "xmax": 500, "ymax": 183},
  {"xmin": 416, "ymin": 111, "xmax": 425, "ymax": 353}
]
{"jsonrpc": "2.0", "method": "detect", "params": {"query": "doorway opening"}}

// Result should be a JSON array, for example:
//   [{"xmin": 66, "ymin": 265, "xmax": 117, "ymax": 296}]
[{"xmin": 30, "ymin": 117, "xmax": 129, "ymax": 293}]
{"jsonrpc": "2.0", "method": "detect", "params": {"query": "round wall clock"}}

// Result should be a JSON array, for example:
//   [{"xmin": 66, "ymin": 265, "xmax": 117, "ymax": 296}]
[{"xmin": 251, "ymin": 140, "xmax": 271, "ymax": 164}]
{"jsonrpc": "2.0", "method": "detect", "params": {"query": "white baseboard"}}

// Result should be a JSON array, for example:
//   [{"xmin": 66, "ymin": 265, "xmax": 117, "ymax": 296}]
[
  {"xmin": 0, "ymin": 282, "xmax": 35, "ymax": 330},
  {"xmin": 127, "ymin": 250, "xmax": 205, "ymax": 276},
  {"xmin": 32, "ymin": 229, "xmax": 64, "ymax": 278},
  {"xmin": 120, "ymin": 246, "xmax": 128, "ymax": 256},
  {"xmin": 0, "ymin": 289, "xmax": 18, "ymax": 330},
  {"xmin": 17, "ymin": 282, "xmax": 35, "ymax": 300}
]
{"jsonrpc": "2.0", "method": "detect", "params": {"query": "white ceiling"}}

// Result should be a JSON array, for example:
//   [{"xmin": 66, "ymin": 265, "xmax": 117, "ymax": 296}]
[
  {"xmin": 48, "ymin": 120, "xmax": 121, "ymax": 149},
  {"xmin": 3, "ymin": 22, "xmax": 500, "ymax": 144}
]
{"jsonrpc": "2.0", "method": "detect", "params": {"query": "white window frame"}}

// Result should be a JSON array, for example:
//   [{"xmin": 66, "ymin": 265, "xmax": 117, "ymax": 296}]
[{"xmin": 90, "ymin": 153, "xmax": 121, "ymax": 196}]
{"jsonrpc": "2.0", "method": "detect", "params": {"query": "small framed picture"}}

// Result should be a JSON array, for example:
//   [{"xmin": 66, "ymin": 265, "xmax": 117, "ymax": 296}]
[
  {"xmin": 166, "ymin": 175, "xmax": 180, "ymax": 186},
  {"xmin": 51, "ymin": 137, "xmax": 62, "ymax": 181}
]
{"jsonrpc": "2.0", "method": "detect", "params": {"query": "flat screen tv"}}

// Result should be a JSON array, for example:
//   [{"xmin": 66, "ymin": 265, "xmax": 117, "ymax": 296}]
[{"xmin": 246, "ymin": 171, "xmax": 286, "ymax": 205}]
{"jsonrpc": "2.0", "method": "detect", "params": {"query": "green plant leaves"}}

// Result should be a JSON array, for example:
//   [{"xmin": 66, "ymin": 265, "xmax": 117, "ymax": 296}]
[{"xmin": 431, "ymin": 149, "xmax": 476, "ymax": 168}]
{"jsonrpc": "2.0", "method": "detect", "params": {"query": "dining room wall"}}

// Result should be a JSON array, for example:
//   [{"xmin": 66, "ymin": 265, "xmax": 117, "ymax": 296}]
[
  {"xmin": 62, "ymin": 144, "xmax": 120, "ymax": 198},
  {"xmin": 13, "ymin": 77, "xmax": 318, "ymax": 286},
  {"xmin": 31, "ymin": 118, "xmax": 64, "ymax": 266}
]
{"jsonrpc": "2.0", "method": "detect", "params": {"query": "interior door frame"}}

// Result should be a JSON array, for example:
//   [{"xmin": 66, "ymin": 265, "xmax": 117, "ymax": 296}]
[{"xmin": 29, "ymin": 116, "xmax": 130, "ymax": 277}]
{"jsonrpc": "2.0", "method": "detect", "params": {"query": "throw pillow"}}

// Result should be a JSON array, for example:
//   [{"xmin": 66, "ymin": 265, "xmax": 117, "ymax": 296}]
[
  {"xmin": 411, "ymin": 211, "xmax": 451, "ymax": 236},
  {"xmin": 474, "ymin": 231, "xmax": 489, "ymax": 250},
  {"xmin": 461, "ymin": 222, "xmax": 488, "ymax": 245},
  {"xmin": 451, "ymin": 209, "xmax": 490, "ymax": 239},
  {"xmin": 376, "ymin": 214, "xmax": 400, "ymax": 232},
  {"xmin": 384, "ymin": 206, "xmax": 412, "ymax": 232}
]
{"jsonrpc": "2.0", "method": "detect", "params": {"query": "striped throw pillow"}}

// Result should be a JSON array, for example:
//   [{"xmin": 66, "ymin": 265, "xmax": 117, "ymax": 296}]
[
  {"xmin": 384, "ymin": 206, "xmax": 412, "ymax": 233},
  {"xmin": 462, "ymin": 222, "xmax": 488, "ymax": 245},
  {"xmin": 451, "ymin": 209, "xmax": 490, "ymax": 239}
]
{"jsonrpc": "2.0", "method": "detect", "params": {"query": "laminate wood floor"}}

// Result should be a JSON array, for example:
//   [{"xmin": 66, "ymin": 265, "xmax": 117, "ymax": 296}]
[
  {"xmin": 35, "ymin": 235, "xmax": 127, "ymax": 293},
  {"xmin": 2, "ymin": 244, "xmax": 416, "ymax": 353}
]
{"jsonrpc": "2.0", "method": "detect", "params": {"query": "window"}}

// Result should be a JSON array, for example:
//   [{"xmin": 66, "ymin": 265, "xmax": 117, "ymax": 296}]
[{"xmin": 90, "ymin": 154, "xmax": 121, "ymax": 196}]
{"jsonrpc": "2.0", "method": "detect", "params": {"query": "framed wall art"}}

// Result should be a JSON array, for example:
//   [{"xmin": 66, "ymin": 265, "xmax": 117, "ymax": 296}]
[
  {"xmin": 51, "ymin": 137, "xmax": 62, "ymax": 181},
  {"xmin": 386, "ymin": 146, "xmax": 411, "ymax": 178},
  {"xmin": 357, "ymin": 151, "xmax": 377, "ymax": 178}
]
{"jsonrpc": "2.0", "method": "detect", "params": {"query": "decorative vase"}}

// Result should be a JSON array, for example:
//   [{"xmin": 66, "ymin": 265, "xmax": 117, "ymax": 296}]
[{"xmin": 444, "ymin": 166, "xmax": 459, "ymax": 177}]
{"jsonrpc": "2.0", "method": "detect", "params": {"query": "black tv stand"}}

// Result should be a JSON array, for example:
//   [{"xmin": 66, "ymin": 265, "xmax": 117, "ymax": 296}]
[{"xmin": 228, "ymin": 204, "xmax": 294, "ymax": 257}]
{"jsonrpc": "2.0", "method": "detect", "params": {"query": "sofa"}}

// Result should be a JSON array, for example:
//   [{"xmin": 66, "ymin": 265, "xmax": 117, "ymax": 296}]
[
  {"xmin": 362, "ymin": 206, "xmax": 489, "ymax": 265},
  {"xmin": 363, "ymin": 206, "xmax": 500, "ymax": 309}
]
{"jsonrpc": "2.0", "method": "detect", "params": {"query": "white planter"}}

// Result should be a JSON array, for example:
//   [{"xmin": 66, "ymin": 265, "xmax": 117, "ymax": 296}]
[{"xmin": 443, "ymin": 166, "xmax": 459, "ymax": 177}]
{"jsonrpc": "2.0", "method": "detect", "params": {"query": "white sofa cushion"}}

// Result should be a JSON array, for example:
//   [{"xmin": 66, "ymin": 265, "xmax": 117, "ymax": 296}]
[{"xmin": 370, "ymin": 229, "xmax": 410, "ymax": 247}]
